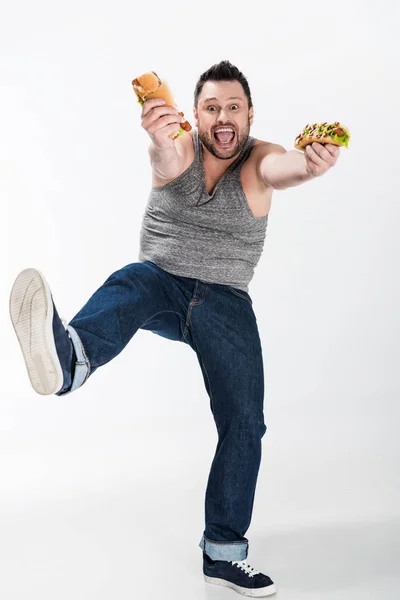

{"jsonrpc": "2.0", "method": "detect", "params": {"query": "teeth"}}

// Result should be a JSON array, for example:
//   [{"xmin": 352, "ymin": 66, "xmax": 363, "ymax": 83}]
[{"xmin": 215, "ymin": 128, "xmax": 234, "ymax": 133}]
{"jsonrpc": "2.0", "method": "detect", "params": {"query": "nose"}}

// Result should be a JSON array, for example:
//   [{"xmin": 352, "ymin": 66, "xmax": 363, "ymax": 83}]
[{"xmin": 217, "ymin": 108, "xmax": 229, "ymax": 121}]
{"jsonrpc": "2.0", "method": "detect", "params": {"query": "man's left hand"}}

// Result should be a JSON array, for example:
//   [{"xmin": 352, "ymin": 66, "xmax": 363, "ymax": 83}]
[{"xmin": 304, "ymin": 143, "xmax": 340, "ymax": 177}]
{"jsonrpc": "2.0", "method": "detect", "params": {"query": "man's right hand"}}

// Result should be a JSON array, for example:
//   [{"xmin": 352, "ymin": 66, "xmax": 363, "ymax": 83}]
[{"xmin": 141, "ymin": 98, "xmax": 185, "ymax": 149}]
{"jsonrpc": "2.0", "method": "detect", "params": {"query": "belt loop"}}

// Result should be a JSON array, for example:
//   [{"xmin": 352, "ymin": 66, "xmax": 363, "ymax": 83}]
[{"xmin": 198, "ymin": 280, "xmax": 206, "ymax": 303}]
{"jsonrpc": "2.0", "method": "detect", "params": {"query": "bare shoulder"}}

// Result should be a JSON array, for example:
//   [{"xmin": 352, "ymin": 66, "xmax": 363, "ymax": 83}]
[{"xmin": 251, "ymin": 138, "xmax": 286, "ymax": 159}]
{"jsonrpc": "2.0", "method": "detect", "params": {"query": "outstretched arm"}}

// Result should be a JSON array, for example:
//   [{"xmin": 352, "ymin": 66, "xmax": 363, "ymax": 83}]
[{"xmin": 259, "ymin": 143, "xmax": 340, "ymax": 190}]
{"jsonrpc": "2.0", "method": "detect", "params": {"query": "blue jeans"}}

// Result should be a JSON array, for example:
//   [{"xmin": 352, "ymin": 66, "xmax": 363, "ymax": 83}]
[{"xmin": 57, "ymin": 260, "xmax": 267, "ymax": 561}]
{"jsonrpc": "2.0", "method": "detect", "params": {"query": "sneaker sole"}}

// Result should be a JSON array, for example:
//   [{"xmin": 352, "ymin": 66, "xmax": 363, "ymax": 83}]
[
  {"xmin": 204, "ymin": 575, "xmax": 277, "ymax": 597},
  {"xmin": 9, "ymin": 268, "xmax": 64, "ymax": 395}
]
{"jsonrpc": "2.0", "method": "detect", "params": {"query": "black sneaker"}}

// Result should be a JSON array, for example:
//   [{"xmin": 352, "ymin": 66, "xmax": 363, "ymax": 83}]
[
  {"xmin": 9, "ymin": 268, "xmax": 76, "ymax": 395},
  {"xmin": 203, "ymin": 552, "xmax": 276, "ymax": 597}
]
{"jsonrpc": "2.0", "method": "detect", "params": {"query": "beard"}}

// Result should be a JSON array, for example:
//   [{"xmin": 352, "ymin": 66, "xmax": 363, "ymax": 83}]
[{"xmin": 197, "ymin": 118, "xmax": 251, "ymax": 160}]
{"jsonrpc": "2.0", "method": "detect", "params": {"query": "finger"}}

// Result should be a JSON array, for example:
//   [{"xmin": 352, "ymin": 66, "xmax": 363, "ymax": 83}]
[
  {"xmin": 142, "ymin": 106, "xmax": 181, "ymax": 127},
  {"xmin": 146, "ymin": 113, "xmax": 185, "ymax": 134},
  {"xmin": 141, "ymin": 98, "xmax": 168, "ymax": 118},
  {"xmin": 325, "ymin": 143, "xmax": 340, "ymax": 157},
  {"xmin": 160, "ymin": 123, "xmax": 184, "ymax": 139},
  {"xmin": 305, "ymin": 144, "xmax": 325, "ymax": 166},
  {"xmin": 310, "ymin": 142, "xmax": 332, "ymax": 162},
  {"xmin": 310, "ymin": 142, "xmax": 338, "ymax": 166}
]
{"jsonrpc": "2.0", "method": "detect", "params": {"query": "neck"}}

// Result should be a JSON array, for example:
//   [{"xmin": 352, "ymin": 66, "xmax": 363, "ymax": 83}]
[{"xmin": 202, "ymin": 146, "xmax": 240, "ymax": 172}]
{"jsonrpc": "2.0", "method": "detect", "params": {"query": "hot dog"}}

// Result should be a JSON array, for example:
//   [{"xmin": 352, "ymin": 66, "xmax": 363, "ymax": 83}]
[
  {"xmin": 295, "ymin": 122, "xmax": 350, "ymax": 150},
  {"xmin": 132, "ymin": 71, "xmax": 192, "ymax": 140}
]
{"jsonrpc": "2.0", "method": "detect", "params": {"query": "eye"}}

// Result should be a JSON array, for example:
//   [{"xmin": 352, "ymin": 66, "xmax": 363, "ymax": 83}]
[{"xmin": 207, "ymin": 104, "xmax": 239, "ymax": 111}]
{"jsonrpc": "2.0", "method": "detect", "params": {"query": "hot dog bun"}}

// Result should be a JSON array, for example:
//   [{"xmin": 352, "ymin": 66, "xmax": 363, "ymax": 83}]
[
  {"xmin": 132, "ymin": 71, "xmax": 192, "ymax": 140},
  {"xmin": 294, "ymin": 122, "xmax": 350, "ymax": 150}
]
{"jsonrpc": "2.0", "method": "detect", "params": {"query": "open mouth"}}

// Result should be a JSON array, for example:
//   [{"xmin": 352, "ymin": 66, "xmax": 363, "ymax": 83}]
[{"xmin": 213, "ymin": 127, "xmax": 236, "ymax": 147}]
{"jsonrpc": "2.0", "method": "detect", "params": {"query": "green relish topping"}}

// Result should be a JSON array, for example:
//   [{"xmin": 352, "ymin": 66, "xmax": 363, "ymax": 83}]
[
  {"xmin": 301, "ymin": 123, "xmax": 350, "ymax": 148},
  {"xmin": 328, "ymin": 133, "xmax": 349, "ymax": 148}
]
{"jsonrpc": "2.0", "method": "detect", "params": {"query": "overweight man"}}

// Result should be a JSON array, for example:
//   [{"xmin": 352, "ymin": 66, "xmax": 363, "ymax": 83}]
[{"xmin": 10, "ymin": 60, "xmax": 340, "ymax": 597}]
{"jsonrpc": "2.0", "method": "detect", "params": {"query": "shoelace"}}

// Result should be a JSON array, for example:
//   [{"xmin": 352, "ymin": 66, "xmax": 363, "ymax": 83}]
[
  {"xmin": 231, "ymin": 560, "xmax": 260, "ymax": 577},
  {"xmin": 61, "ymin": 318, "xmax": 67, "ymax": 329}
]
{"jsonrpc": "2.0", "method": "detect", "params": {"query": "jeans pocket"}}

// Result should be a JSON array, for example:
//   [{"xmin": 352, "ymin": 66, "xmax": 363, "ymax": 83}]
[{"xmin": 227, "ymin": 286, "xmax": 253, "ymax": 305}]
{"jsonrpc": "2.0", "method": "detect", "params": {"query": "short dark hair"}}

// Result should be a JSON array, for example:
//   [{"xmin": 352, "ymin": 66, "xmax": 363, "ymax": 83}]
[{"xmin": 194, "ymin": 60, "xmax": 253, "ymax": 109}]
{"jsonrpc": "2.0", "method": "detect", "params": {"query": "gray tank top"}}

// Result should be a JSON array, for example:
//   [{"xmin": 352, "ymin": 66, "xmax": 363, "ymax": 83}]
[{"xmin": 138, "ymin": 128, "xmax": 269, "ymax": 292}]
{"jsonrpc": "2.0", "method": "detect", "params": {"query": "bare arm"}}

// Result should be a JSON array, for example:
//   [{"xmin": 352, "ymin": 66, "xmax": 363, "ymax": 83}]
[
  {"xmin": 258, "ymin": 146, "xmax": 314, "ymax": 190},
  {"xmin": 148, "ymin": 142, "xmax": 185, "ymax": 180},
  {"xmin": 259, "ymin": 143, "xmax": 340, "ymax": 190},
  {"xmin": 141, "ymin": 97, "xmax": 187, "ymax": 180}
]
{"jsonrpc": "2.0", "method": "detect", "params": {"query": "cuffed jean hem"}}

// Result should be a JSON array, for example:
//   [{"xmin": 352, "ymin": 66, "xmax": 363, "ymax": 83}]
[
  {"xmin": 55, "ymin": 325, "xmax": 90, "ymax": 396},
  {"xmin": 199, "ymin": 534, "xmax": 249, "ymax": 561}
]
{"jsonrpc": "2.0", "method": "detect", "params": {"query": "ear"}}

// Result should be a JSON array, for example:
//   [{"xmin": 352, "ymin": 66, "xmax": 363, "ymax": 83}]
[
  {"xmin": 193, "ymin": 106, "xmax": 199, "ymax": 127},
  {"xmin": 249, "ymin": 106, "xmax": 254, "ymax": 126}
]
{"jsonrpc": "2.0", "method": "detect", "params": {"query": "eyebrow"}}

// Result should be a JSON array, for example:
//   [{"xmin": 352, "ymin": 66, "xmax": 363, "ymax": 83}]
[{"xmin": 202, "ymin": 96, "xmax": 243, "ymax": 103}]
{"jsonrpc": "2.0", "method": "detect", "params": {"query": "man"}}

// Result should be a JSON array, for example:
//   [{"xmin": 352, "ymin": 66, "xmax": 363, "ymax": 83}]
[{"xmin": 9, "ymin": 60, "xmax": 340, "ymax": 597}]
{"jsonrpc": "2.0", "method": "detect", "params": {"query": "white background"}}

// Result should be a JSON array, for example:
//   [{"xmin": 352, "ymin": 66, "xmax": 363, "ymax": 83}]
[{"xmin": 2, "ymin": 0, "xmax": 399, "ymax": 598}]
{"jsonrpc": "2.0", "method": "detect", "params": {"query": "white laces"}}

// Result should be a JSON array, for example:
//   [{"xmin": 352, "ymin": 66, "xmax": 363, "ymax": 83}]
[
  {"xmin": 61, "ymin": 318, "xmax": 67, "ymax": 329},
  {"xmin": 231, "ymin": 560, "xmax": 260, "ymax": 577}
]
